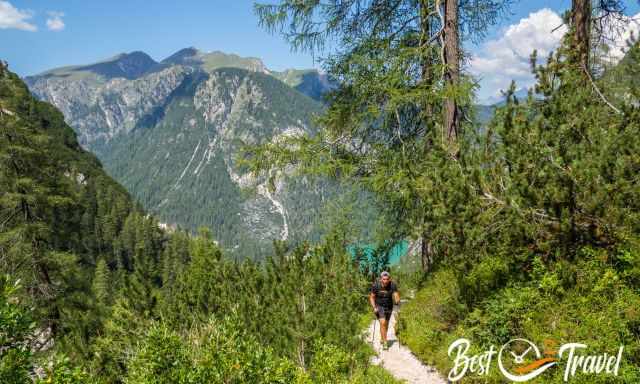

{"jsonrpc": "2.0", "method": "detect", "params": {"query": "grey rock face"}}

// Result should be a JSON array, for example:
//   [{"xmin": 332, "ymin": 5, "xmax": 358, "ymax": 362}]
[{"xmin": 26, "ymin": 65, "xmax": 192, "ymax": 147}]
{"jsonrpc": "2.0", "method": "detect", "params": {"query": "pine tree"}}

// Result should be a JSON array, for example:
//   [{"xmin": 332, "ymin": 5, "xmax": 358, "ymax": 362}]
[
  {"xmin": 0, "ymin": 64, "xmax": 78, "ymax": 337},
  {"xmin": 92, "ymin": 258, "xmax": 110, "ymax": 308},
  {"xmin": 181, "ymin": 228, "xmax": 224, "ymax": 319}
]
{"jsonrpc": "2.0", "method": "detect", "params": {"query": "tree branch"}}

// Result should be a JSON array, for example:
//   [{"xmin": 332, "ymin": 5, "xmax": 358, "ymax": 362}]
[{"xmin": 582, "ymin": 63, "xmax": 621, "ymax": 114}]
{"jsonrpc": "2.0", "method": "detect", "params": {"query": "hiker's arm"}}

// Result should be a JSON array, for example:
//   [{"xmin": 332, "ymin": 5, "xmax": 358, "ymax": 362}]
[
  {"xmin": 393, "ymin": 291, "xmax": 400, "ymax": 305},
  {"xmin": 369, "ymin": 292, "xmax": 377, "ymax": 311}
]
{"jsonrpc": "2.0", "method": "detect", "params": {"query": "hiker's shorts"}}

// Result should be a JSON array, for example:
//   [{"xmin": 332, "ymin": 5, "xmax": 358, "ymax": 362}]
[{"xmin": 376, "ymin": 308, "xmax": 393, "ymax": 322}]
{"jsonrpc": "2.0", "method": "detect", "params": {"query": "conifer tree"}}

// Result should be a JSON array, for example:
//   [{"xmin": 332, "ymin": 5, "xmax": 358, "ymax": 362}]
[
  {"xmin": 92, "ymin": 257, "xmax": 110, "ymax": 308},
  {"xmin": 180, "ymin": 228, "xmax": 224, "ymax": 319},
  {"xmin": 443, "ymin": 0, "xmax": 460, "ymax": 142},
  {"xmin": 0, "ymin": 65, "xmax": 80, "ymax": 337}
]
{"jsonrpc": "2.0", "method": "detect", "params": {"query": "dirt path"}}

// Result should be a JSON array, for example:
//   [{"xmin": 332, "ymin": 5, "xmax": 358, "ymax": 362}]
[{"xmin": 366, "ymin": 308, "xmax": 446, "ymax": 384}]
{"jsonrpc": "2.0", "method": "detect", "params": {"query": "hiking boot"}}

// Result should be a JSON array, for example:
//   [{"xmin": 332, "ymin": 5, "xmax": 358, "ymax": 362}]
[{"xmin": 382, "ymin": 341, "xmax": 389, "ymax": 350}]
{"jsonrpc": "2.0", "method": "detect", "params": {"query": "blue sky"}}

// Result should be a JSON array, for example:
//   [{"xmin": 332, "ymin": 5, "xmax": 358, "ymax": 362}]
[
  {"xmin": 1, "ymin": 1, "xmax": 318, "ymax": 75},
  {"xmin": 1, "ymin": 1, "xmax": 639, "ymax": 103}
]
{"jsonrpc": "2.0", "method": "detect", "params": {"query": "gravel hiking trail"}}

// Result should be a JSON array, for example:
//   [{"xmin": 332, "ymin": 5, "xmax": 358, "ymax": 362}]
[{"xmin": 366, "ymin": 306, "xmax": 446, "ymax": 384}]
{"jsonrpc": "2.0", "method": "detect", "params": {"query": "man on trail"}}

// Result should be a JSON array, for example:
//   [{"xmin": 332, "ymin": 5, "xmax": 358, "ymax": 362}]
[{"xmin": 369, "ymin": 271, "xmax": 400, "ymax": 350}]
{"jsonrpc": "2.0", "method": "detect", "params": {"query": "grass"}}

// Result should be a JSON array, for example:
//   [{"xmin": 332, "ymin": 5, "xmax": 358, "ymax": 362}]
[{"xmin": 349, "ymin": 365, "xmax": 404, "ymax": 384}]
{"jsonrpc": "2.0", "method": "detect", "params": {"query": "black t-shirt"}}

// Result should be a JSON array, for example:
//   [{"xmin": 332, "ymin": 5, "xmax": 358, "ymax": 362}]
[{"xmin": 370, "ymin": 280, "xmax": 397, "ymax": 310}]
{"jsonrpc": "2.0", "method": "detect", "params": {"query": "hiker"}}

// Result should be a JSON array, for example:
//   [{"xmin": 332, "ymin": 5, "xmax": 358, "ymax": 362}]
[{"xmin": 369, "ymin": 271, "xmax": 400, "ymax": 350}]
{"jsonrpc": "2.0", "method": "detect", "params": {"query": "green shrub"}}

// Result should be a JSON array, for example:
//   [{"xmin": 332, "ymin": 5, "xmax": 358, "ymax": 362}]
[
  {"xmin": 125, "ymin": 323, "xmax": 190, "ymax": 384},
  {"xmin": 461, "ymin": 253, "xmax": 511, "ymax": 305},
  {"xmin": 36, "ymin": 355, "xmax": 91, "ymax": 384},
  {"xmin": 0, "ymin": 277, "xmax": 34, "ymax": 384},
  {"xmin": 400, "ymin": 247, "xmax": 640, "ymax": 383}
]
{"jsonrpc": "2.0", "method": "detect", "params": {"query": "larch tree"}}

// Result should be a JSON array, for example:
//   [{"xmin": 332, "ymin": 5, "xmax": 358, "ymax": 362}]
[
  {"xmin": 248, "ymin": 0, "xmax": 512, "ymax": 271},
  {"xmin": 442, "ymin": 0, "xmax": 460, "ymax": 143}
]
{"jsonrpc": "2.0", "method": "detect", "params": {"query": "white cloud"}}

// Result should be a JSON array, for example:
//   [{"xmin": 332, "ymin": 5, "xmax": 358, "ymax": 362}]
[
  {"xmin": 472, "ymin": 8, "xmax": 640, "ymax": 104},
  {"xmin": 46, "ymin": 11, "xmax": 65, "ymax": 31},
  {"xmin": 470, "ymin": 8, "xmax": 566, "ymax": 104},
  {"xmin": 0, "ymin": 0, "xmax": 36, "ymax": 31},
  {"xmin": 604, "ymin": 12, "xmax": 640, "ymax": 61}
]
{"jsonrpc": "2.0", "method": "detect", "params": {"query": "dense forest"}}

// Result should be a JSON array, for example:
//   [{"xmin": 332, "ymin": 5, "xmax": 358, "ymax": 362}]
[{"xmin": 2, "ymin": 0, "xmax": 640, "ymax": 383}]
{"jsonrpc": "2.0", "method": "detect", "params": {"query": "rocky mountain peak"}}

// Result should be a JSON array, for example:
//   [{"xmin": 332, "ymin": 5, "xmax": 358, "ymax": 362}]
[
  {"xmin": 161, "ymin": 47, "xmax": 201, "ymax": 65},
  {"xmin": 78, "ymin": 51, "xmax": 158, "ymax": 80},
  {"xmin": 160, "ymin": 47, "xmax": 267, "ymax": 73}
]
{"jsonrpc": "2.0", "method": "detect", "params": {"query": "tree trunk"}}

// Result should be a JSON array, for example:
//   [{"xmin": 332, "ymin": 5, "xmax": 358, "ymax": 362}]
[
  {"xmin": 420, "ymin": 234, "xmax": 433, "ymax": 271},
  {"xmin": 571, "ymin": 0, "xmax": 591, "ymax": 70},
  {"xmin": 443, "ymin": 0, "xmax": 460, "ymax": 142}
]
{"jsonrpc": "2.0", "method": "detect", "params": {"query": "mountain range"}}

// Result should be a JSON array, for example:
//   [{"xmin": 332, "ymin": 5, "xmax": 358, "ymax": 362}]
[{"xmin": 25, "ymin": 48, "xmax": 337, "ymax": 257}]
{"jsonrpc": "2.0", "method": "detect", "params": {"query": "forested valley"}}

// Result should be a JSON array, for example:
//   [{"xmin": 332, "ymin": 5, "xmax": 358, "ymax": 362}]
[{"xmin": 2, "ymin": 0, "xmax": 640, "ymax": 383}]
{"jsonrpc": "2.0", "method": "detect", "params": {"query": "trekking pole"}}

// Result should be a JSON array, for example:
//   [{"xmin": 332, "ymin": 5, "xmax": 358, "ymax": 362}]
[
  {"xmin": 371, "ymin": 317, "xmax": 377, "ymax": 350},
  {"xmin": 396, "ymin": 306, "xmax": 401, "ymax": 347}
]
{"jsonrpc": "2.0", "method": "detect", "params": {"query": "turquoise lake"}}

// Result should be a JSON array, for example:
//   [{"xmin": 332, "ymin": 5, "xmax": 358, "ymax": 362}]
[{"xmin": 347, "ymin": 240, "xmax": 409, "ymax": 265}]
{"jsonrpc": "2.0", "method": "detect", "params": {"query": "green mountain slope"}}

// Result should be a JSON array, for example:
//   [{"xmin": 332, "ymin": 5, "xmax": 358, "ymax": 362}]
[
  {"xmin": 161, "ymin": 47, "xmax": 268, "ymax": 73},
  {"xmin": 36, "ymin": 51, "xmax": 158, "ymax": 81},
  {"xmin": 0, "ymin": 61, "xmax": 157, "ymax": 341},
  {"xmin": 100, "ymin": 68, "xmax": 333, "ymax": 256}
]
